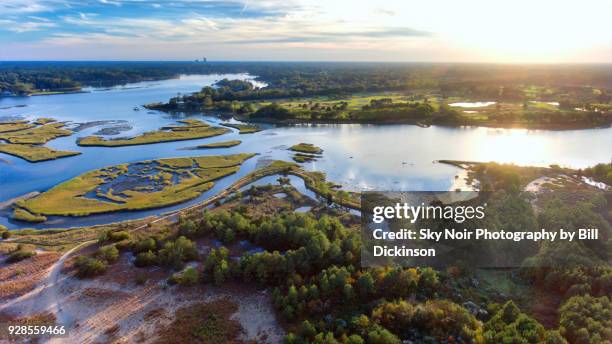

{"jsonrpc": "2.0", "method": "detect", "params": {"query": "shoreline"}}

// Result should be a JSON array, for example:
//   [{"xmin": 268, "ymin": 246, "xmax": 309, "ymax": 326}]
[{"xmin": 237, "ymin": 115, "xmax": 611, "ymax": 131}]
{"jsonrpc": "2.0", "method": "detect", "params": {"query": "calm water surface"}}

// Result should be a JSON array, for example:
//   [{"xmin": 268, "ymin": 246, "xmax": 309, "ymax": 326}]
[{"xmin": 1, "ymin": 75, "xmax": 610, "ymax": 229}]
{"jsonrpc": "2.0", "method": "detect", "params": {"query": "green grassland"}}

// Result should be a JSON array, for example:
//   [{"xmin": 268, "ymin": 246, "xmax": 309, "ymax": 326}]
[
  {"xmin": 289, "ymin": 143, "xmax": 323, "ymax": 154},
  {"xmin": 196, "ymin": 140, "xmax": 241, "ymax": 148},
  {"xmin": 0, "ymin": 118, "xmax": 81, "ymax": 162},
  {"xmin": 15, "ymin": 153, "xmax": 255, "ymax": 220},
  {"xmin": 220, "ymin": 122, "xmax": 261, "ymax": 134},
  {"xmin": 77, "ymin": 119, "xmax": 230, "ymax": 147},
  {"xmin": 279, "ymin": 92, "xmax": 413, "ymax": 111}
]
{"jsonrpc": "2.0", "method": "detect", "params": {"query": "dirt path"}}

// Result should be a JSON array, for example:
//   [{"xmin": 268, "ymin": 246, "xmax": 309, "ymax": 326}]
[{"xmin": 0, "ymin": 241, "xmax": 94, "ymax": 319}]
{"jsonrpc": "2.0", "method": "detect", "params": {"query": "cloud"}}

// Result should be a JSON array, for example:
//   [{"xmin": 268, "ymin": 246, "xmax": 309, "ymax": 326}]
[
  {"xmin": 2, "ymin": 0, "xmax": 609, "ymax": 62},
  {"xmin": 0, "ymin": 18, "xmax": 57, "ymax": 33},
  {"xmin": 99, "ymin": 0, "xmax": 122, "ymax": 6},
  {"xmin": 373, "ymin": 8, "xmax": 395, "ymax": 16},
  {"xmin": 227, "ymin": 27, "xmax": 431, "ymax": 44}
]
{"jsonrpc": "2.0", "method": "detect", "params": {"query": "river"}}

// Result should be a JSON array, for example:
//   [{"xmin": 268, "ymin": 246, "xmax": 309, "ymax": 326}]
[{"xmin": 0, "ymin": 74, "xmax": 610, "ymax": 229}]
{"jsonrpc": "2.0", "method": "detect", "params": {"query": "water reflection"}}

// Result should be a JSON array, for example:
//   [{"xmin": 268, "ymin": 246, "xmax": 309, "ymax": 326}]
[{"xmin": 1, "ymin": 75, "xmax": 610, "ymax": 229}]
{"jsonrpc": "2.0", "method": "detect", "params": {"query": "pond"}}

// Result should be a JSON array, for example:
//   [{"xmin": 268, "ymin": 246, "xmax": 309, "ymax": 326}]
[{"xmin": 1, "ymin": 75, "xmax": 610, "ymax": 229}]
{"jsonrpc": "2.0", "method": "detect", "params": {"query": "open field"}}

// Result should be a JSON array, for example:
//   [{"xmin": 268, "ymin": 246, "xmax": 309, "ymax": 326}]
[
  {"xmin": 15, "ymin": 153, "xmax": 255, "ymax": 220},
  {"xmin": 78, "ymin": 119, "xmax": 230, "ymax": 147}
]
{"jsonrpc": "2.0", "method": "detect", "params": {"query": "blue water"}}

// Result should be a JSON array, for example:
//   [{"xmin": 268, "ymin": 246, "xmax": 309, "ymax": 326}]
[{"xmin": 1, "ymin": 74, "xmax": 610, "ymax": 229}]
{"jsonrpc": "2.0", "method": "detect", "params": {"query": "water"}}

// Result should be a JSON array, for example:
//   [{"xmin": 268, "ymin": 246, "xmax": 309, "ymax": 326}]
[
  {"xmin": 449, "ymin": 101, "xmax": 496, "ymax": 108},
  {"xmin": 1, "ymin": 75, "xmax": 610, "ymax": 229}
]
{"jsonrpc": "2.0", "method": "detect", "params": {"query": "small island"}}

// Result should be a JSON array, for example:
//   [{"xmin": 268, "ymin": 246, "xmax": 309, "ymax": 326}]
[
  {"xmin": 289, "ymin": 143, "xmax": 323, "ymax": 154},
  {"xmin": 195, "ymin": 140, "xmax": 241, "ymax": 149},
  {"xmin": 14, "ymin": 153, "xmax": 255, "ymax": 221},
  {"xmin": 0, "ymin": 118, "xmax": 81, "ymax": 162},
  {"xmin": 77, "ymin": 119, "xmax": 229, "ymax": 147},
  {"xmin": 289, "ymin": 143, "xmax": 323, "ymax": 163},
  {"xmin": 220, "ymin": 122, "xmax": 261, "ymax": 134}
]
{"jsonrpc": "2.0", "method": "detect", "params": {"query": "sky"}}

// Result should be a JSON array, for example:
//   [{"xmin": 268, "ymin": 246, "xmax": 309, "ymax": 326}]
[{"xmin": 0, "ymin": 0, "xmax": 611, "ymax": 62}]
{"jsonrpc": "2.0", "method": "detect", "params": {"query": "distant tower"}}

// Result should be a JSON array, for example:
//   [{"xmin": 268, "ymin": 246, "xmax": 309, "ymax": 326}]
[{"xmin": 202, "ymin": 57, "xmax": 207, "ymax": 63}]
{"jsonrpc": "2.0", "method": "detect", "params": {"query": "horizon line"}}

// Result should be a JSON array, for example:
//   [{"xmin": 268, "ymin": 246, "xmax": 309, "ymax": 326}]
[{"xmin": 1, "ymin": 60, "xmax": 611, "ymax": 65}]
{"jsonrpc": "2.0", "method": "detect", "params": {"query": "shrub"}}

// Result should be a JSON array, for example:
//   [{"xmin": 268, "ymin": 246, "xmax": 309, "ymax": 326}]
[
  {"xmin": 109, "ymin": 231, "xmax": 131, "ymax": 242},
  {"xmin": 6, "ymin": 248, "xmax": 36, "ymax": 263},
  {"xmin": 0, "ymin": 225, "xmax": 9, "ymax": 239},
  {"xmin": 135, "ymin": 274, "xmax": 149, "ymax": 285},
  {"xmin": 135, "ymin": 250, "xmax": 157, "ymax": 267},
  {"xmin": 97, "ymin": 245, "xmax": 119, "ymax": 263},
  {"xmin": 133, "ymin": 238, "xmax": 156, "ymax": 253},
  {"xmin": 171, "ymin": 266, "xmax": 199, "ymax": 286},
  {"xmin": 75, "ymin": 256, "xmax": 108, "ymax": 278},
  {"xmin": 157, "ymin": 236, "xmax": 197, "ymax": 269}
]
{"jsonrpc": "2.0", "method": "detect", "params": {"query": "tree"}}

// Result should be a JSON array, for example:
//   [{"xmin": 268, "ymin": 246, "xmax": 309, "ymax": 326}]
[
  {"xmin": 485, "ymin": 301, "xmax": 549, "ymax": 344},
  {"xmin": 559, "ymin": 295, "xmax": 611, "ymax": 344}
]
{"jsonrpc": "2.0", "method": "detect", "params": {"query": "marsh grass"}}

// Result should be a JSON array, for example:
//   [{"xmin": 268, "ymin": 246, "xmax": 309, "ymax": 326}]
[
  {"xmin": 0, "ymin": 118, "xmax": 79, "ymax": 162},
  {"xmin": 220, "ymin": 122, "xmax": 261, "ymax": 134},
  {"xmin": 289, "ymin": 143, "xmax": 323, "ymax": 154},
  {"xmin": 0, "ymin": 144, "xmax": 80, "ymax": 162},
  {"xmin": 78, "ymin": 119, "xmax": 230, "ymax": 147},
  {"xmin": 17, "ymin": 153, "xmax": 255, "ymax": 219},
  {"xmin": 196, "ymin": 140, "xmax": 241, "ymax": 148}
]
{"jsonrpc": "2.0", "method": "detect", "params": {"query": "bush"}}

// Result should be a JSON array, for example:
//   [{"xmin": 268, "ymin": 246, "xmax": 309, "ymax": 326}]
[
  {"xmin": 0, "ymin": 225, "xmax": 9, "ymax": 239},
  {"xmin": 75, "ymin": 256, "xmax": 107, "ymax": 278},
  {"xmin": 171, "ymin": 266, "xmax": 199, "ymax": 286},
  {"xmin": 97, "ymin": 245, "xmax": 119, "ymax": 263},
  {"xmin": 135, "ymin": 250, "xmax": 157, "ymax": 267},
  {"xmin": 109, "ymin": 231, "xmax": 131, "ymax": 242},
  {"xmin": 6, "ymin": 248, "xmax": 36, "ymax": 263},
  {"xmin": 157, "ymin": 236, "xmax": 198, "ymax": 269},
  {"xmin": 133, "ymin": 238, "xmax": 156, "ymax": 253}
]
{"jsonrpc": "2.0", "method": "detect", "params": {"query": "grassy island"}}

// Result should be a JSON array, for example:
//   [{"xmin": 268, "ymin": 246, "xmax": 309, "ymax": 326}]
[
  {"xmin": 289, "ymin": 143, "xmax": 323, "ymax": 154},
  {"xmin": 0, "ymin": 144, "xmax": 81, "ymax": 162},
  {"xmin": 13, "ymin": 208, "xmax": 47, "ymax": 223},
  {"xmin": 77, "ymin": 119, "xmax": 230, "ymax": 147},
  {"xmin": 0, "ymin": 120, "xmax": 72, "ymax": 144},
  {"xmin": 0, "ymin": 119, "xmax": 81, "ymax": 162},
  {"xmin": 292, "ymin": 153, "xmax": 318, "ymax": 163},
  {"xmin": 195, "ymin": 140, "xmax": 241, "ymax": 149},
  {"xmin": 15, "ymin": 153, "xmax": 255, "ymax": 220},
  {"xmin": 220, "ymin": 122, "xmax": 261, "ymax": 134}
]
